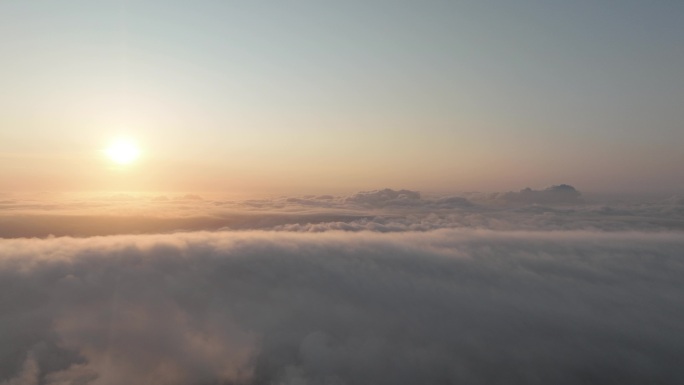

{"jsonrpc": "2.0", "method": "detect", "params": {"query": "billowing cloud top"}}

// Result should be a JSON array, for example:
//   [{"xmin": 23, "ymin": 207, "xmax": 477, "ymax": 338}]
[
  {"xmin": 497, "ymin": 184, "xmax": 582, "ymax": 204},
  {"xmin": 344, "ymin": 188, "xmax": 422, "ymax": 206},
  {"xmin": 1, "ymin": 229, "xmax": 684, "ymax": 384}
]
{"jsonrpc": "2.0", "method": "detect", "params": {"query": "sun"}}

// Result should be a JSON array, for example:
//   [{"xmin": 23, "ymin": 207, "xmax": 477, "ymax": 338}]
[{"xmin": 105, "ymin": 139, "xmax": 140, "ymax": 165}]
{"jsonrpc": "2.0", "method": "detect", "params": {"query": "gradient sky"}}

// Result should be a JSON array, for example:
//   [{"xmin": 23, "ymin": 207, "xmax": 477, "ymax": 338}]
[{"xmin": 1, "ymin": 1, "xmax": 683, "ymax": 194}]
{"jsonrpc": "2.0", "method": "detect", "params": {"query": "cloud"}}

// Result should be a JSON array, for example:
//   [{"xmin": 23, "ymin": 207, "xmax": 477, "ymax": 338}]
[
  {"xmin": 1, "ymin": 229, "xmax": 684, "ymax": 384},
  {"xmin": 2, "ymin": 187, "xmax": 684, "ymax": 238},
  {"xmin": 497, "ymin": 184, "xmax": 582, "ymax": 204},
  {"xmin": 344, "ymin": 189, "xmax": 422, "ymax": 206}
]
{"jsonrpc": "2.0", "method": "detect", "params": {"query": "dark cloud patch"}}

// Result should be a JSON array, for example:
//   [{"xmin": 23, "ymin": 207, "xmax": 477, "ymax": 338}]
[
  {"xmin": 433, "ymin": 196, "xmax": 473, "ymax": 208},
  {"xmin": 344, "ymin": 188, "xmax": 422, "ymax": 206},
  {"xmin": 1, "ymin": 230, "xmax": 684, "ymax": 384},
  {"xmin": 264, "ymin": 189, "xmax": 474, "ymax": 211},
  {"xmin": 499, "ymin": 184, "xmax": 582, "ymax": 204}
]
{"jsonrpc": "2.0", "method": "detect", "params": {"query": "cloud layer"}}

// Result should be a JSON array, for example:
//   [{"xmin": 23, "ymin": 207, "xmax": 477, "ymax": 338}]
[
  {"xmin": 2, "ymin": 187, "xmax": 684, "ymax": 237},
  {"xmin": 2, "ymin": 229, "xmax": 684, "ymax": 384}
]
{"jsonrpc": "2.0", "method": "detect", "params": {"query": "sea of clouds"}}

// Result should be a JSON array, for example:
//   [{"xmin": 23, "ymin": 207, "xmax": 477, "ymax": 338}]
[
  {"xmin": 2, "ymin": 186, "xmax": 683, "ymax": 237},
  {"xmin": 1, "ymin": 186, "xmax": 684, "ymax": 384}
]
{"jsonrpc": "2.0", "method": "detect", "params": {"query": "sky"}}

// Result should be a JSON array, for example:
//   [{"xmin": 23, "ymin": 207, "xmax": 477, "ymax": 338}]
[{"xmin": 1, "ymin": 0, "xmax": 683, "ymax": 194}]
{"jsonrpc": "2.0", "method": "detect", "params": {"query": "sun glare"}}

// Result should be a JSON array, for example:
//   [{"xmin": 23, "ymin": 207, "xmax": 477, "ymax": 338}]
[{"xmin": 106, "ymin": 139, "xmax": 140, "ymax": 165}]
